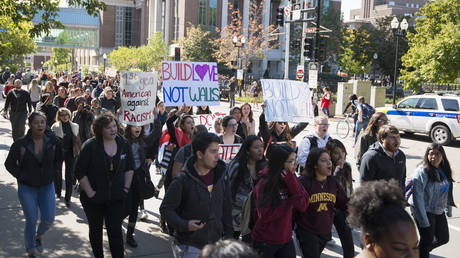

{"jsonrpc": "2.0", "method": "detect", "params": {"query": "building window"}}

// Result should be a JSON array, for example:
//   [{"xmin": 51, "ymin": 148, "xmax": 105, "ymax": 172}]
[
  {"xmin": 209, "ymin": 0, "xmax": 217, "ymax": 28},
  {"xmin": 389, "ymin": 1, "xmax": 395, "ymax": 6},
  {"xmin": 124, "ymin": 7, "xmax": 132, "ymax": 46},
  {"xmin": 406, "ymin": 3, "xmax": 409, "ymax": 7},
  {"xmin": 199, "ymin": 0, "xmax": 207, "ymax": 25},
  {"xmin": 411, "ymin": 3, "xmax": 414, "ymax": 8},
  {"xmin": 416, "ymin": 4, "xmax": 419, "ymax": 8},
  {"xmin": 115, "ymin": 7, "xmax": 123, "ymax": 47}
]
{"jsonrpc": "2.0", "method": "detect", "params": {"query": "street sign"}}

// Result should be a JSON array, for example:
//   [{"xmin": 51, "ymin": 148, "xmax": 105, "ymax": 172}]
[
  {"xmin": 292, "ymin": 10, "xmax": 301, "ymax": 20},
  {"xmin": 237, "ymin": 69, "xmax": 244, "ymax": 80},
  {"xmin": 305, "ymin": 27, "xmax": 316, "ymax": 33},
  {"xmin": 309, "ymin": 62, "xmax": 318, "ymax": 88},
  {"xmin": 284, "ymin": 6, "xmax": 291, "ymax": 17},
  {"xmin": 0, "ymin": 29, "xmax": 7, "ymax": 33},
  {"xmin": 296, "ymin": 65, "xmax": 304, "ymax": 80}
]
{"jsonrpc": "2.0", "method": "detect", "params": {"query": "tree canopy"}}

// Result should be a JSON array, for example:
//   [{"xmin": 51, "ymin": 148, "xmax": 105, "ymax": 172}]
[
  {"xmin": 108, "ymin": 32, "xmax": 168, "ymax": 72},
  {"xmin": 0, "ymin": 0, "xmax": 106, "ymax": 37},
  {"xmin": 339, "ymin": 28, "xmax": 372, "ymax": 76},
  {"xmin": 0, "ymin": 16, "xmax": 36, "ymax": 65},
  {"xmin": 400, "ymin": 0, "xmax": 460, "ymax": 89},
  {"xmin": 179, "ymin": 24, "xmax": 216, "ymax": 62}
]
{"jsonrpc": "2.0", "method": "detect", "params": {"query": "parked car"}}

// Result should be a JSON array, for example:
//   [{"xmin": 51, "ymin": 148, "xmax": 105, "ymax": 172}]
[{"xmin": 376, "ymin": 94, "xmax": 460, "ymax": 145}]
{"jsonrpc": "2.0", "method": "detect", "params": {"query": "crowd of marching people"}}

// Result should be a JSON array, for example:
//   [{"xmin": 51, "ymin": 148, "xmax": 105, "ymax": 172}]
[{"xmin": 2, "ymin": 68, "xmax": 456, "ymax": 258}]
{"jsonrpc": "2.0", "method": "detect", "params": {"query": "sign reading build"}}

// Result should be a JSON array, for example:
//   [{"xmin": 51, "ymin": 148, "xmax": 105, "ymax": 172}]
[
  {"xmin": 162, "ymin": 61, "xmax": 220, "ymax": 106},
  {"xmin": 120, "ymin": 72, "xmax": 158, "ymax": 126}
]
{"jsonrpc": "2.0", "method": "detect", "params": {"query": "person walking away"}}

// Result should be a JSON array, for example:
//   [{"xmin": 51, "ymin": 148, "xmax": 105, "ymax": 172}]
[
  {"xmin": 227, "ymin": 135, "xmax": 266, "ymax": 242},
  {"xmin": 51, "ymin": 108, "xmax": 81, "ymax": 207},
  {"xmin": 343, "ymin": 94, "xmax": 358, "ymax": 136},
  {"xmin": 297, "ymin": 116, "xmax": 332, "ymax": 169},
  {"xmin": 3, "ymin": 79, "xmax": 32, "ymax": 141},
  {"xmin": 160, "ymin": 132, "xmax": 233, "ymax": 258},
  {"xmin": 354, "ymin": 96, "xmax": 375, "ymax": 145},
  {"xmin": 354, "ymin": 112, "xmax": 388, "ymax": 170},
  {"xmin": 408, "ymin": 143, "xmax": 455, "ymax": 258},
  {"xmin": 320, "ymin": 87, "xmax": 331, "ymax": 117},
  {"xmin": 251, "ymin": 144, "xmax": 308, "ymax": 258},
  {"xmin": 296, "ymin": 148, "xmax": 348, "ymax": 258},
  {"xmin": 360, "ymin": 125, "xmax": 406, "ymax": 190},
  {"xmin": 27, "ymin": 79, "xmax": 41, "ymax": 110},
  {"xmin": 229, "ymin": 77, "xmax": 237, "ymax": 108},
  {"xmin": 5, "ymin": 112, "xmax": 63, "ymax": 257},
  {"xmin": 325, "ymin": 140, "xmax": 354, "ymax": 258},
  {"xmin": 74, "ymin": 113, "xmax": 134, "ymax": 258},
  {"xmin": 251, "ymin": 81, "xmax": 260, "ymax": 108},
  {"xmin": 348, "ymin": 180, "xmax": 419, "ymax": 258}
]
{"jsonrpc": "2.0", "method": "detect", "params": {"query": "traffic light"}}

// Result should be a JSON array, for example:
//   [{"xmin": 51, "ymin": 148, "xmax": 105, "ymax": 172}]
[
  {"xmin": 291, "ymin": 39, "xmax": 300, "ymax": 49},
  {"xmin": 303, "ymin": 37, "xmax": 314, "ymax": 58},
  {"xmin": 174, "ymin": 47, "xmax": 181, "ymax": 61},
  {"xmin": 276, "ymin": 8, "xmax": 284, "ymax": 27},
  {"xmin": 317, "ymin": 38, "xmax": 326, "ymax": 61}
]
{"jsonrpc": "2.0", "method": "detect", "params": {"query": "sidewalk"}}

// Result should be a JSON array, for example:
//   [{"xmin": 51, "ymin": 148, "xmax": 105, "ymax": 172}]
[{"xmin": 0, "ymin": 114, "xmax": 174, "ymax": 257}]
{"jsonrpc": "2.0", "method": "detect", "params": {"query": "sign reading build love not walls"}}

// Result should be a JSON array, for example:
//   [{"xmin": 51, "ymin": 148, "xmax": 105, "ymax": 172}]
[
  {"xmin": 162, "ymin": 61, "xmax": 220, "ymax": 106},
  {"xmin": 120, "ymin": 71, "xmax": 158, "ymax": 126}
]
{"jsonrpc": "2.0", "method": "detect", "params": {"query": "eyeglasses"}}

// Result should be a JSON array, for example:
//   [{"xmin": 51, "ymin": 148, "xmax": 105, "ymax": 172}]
[
  {"xmin": 228, "ymin": 123, "xmax": 238, "ymax": 127},
  {"xmin": 318, "ymin": 123, "xmax": 330, "ymax": 126}
]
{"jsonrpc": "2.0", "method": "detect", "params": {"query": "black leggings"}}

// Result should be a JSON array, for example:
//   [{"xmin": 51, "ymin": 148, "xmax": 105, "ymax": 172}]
[
  {"xmin": 54, "ymin": 150, "xmax": 75, "ymax": 201},
  {"xmin": 128, "ymin": 171, "xmax": 142, "ymax": 226},
  {"xmin": 80, "ymin": 194, "xmax": 124, "ymax": 258},
  {"xmin": 333, "ymin": 210, "xmax": 355, "ymax": 258},
  {"xmin": 417, "ymin": 212, "xmax": 449, "ymax": 258},
  {"xmin": 252, "ymin": 239, "xmax": 296, "ymax": 258},
  {"xmin": 296, "ymin": 226, "xmax": 331, "ymax": 258}
]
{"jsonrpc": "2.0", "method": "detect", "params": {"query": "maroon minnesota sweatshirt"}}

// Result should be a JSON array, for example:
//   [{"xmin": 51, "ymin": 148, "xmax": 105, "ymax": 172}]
[{"xmin": 296, "ymin": 176, "xmax": 348, "ymax": 235}]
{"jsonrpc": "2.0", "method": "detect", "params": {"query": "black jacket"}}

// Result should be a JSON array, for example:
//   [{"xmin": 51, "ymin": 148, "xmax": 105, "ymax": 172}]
[
  {"xmin": 5, "ymin": 128, "xmax": 63, "ymax": 187},
  {"xmin": 360, "ymin": 142, "xmax": 406, "ymax": 190},
  {"xmin": 37, "ymin": 103, "xmax": 59, "ymax": 128},
  {"xmin": 160, "ymin": 157, "xmax": 233, "ymax": 249},
  {"xmin": 74, "ymin": 136, "xmax": 134, "ymax": 204},
  {"xmin": 258, "ymin": 113, "xmax": 308, "ymax": 150},
  {"xmin": 355, "ymin": 133, "xmax": 377, "ymax": 168}
]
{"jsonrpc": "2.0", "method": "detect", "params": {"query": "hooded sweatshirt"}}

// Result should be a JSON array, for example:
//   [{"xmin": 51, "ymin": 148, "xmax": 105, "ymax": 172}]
[
  {"xmin": 360, "ymin": 142, "xmax": 406, "ymax": 190},
  {"xmin": 251, "ymin": 167, "xmax": 309, "ymax": 244}
]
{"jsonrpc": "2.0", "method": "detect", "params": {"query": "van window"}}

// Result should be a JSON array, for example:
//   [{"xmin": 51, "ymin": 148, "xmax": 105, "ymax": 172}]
[
  {"xmin": 441, "ymin": 99, "xmax": 459, "ymax": 111},
  {"xmin": 398, "ymin": 98, "xmax": 419, "ymax": 109}
]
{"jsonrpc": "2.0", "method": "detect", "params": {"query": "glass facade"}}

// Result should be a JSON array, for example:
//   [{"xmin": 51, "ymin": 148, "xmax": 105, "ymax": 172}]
[
  {"xmin": 115, "ymin": 7, "xmax": 123, "ymax": 47},
  {"xmin": 209, "ymin": 0, "xmax": 217, "ymax": 27},
  {"xmin": 124, "ymin": 7, "xmax": 133, "ymax": 46},
  {"xmin": 35, "ymin": 27, "xmax": 98, "ymax": 48},
  {"xmin": 199, "ymin": 0, "xmax": 207, "ymax": 25}
]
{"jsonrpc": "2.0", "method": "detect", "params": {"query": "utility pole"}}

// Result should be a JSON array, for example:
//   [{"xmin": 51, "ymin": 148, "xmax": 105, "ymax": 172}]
[
  {"xmin": 314, "ymin": 0, "xmax": 321, "ymax": 62},
  {"xmin": 284, "ymin": 2, "xmax": 291, "ymax": 80},
  {"xmin": 300, "ymin": 0, "xmax": 307, "ymax": 72}
]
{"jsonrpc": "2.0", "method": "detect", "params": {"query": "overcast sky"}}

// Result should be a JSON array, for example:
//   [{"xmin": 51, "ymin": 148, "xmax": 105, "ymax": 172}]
[{"xmin": 341, "ymin": 0, "xmax": 361, "ymax": 21}]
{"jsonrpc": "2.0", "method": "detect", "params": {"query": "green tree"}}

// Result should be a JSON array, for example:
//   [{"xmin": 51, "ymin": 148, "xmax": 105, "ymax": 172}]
[
  {"xmin": 179, "ymin": 24, "xmax": 216, "ymax": 62},
  {"xmin": 400, "ymin": 0, "xmax": 460, "ymax": 90},
  {"xmin": 321, "ymin": 5, "xmax": 345, "ymax": 59},
  {"xmin": 339, "ymin": 28, "xmax": 372, "ymax": 76},
  {"xmin": 0, "ymin": 16, "xmax": 36, "ymax": 64},
  {"xmin": 109, "ymin": 32, "xmax": 168, "ymax": 72},
  {"xmin": 0, "ymin": 0, "xmax": 105, "ymax": 37}
]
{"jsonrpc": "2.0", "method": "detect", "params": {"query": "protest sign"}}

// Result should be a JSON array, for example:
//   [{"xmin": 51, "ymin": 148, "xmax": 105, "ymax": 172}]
[
  {"xmin": 218, "ymin": 144, "xmax": 241, "ymax": 163},
  {"xmin": 105, "ymin": 67, "xmax": 117, "ymax": 77},
  {"xmin": 261, "ymin": 79, "xmax": 314, "ymax": 123},
  {"xmin": 193, "ymin": 112, "xmax": 226, "ymax": 132},
  {"xmin": 161, "ymin": 61, "xmax": 220, "ymax": 106},
  {"xmin": 120, "ymin": 71, "xmax": 158, "ymax": 126}
]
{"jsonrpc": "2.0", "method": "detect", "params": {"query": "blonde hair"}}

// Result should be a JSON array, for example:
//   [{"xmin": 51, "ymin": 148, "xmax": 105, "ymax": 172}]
[{"xmin": 56, "ymin": 107, "xmax": 72, "ymax": 123}]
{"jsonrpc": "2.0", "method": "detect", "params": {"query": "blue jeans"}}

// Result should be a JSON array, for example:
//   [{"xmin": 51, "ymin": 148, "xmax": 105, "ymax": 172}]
[
  {"xmin": 354, "ymin": 120, "xmax": 369, "ymax": 144},
  {"xmin": 18, "ymin": 183, "xmax": 56, "ymax": 253},
  {"xmin": 178, "ymin": 245, "xmax": 202, "ymax": 258}
]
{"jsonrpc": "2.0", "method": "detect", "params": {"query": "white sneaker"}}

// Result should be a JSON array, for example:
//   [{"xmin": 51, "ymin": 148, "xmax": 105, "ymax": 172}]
[{"xmin": 140, "ymin": 210, "xmax": 148, "ymax": 221}]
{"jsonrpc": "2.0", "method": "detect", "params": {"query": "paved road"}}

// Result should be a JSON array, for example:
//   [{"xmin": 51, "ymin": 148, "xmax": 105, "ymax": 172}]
[{"xmin": 0, "ymin": 99, "xmax": 459, "ymax": 257}]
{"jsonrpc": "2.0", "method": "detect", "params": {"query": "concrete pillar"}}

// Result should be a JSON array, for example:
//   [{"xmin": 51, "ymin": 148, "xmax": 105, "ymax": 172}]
[
  {"xmin": 335, "ymin": 82, "xmax": 354, "ymax": 115},
  {"xmin": 222, "ymin": 0, "xmax": 228, "ymax": 29},
  {"xmin": 261, "ymin": 0, "xmax": 271, "ymax": 76},
  {"xmin": 165, "ymin": 0, "xmax": 171, "ymax": 44},
  {"xmin": 242, "ymin": 0, "xmax": 249, "ymax": 39}
]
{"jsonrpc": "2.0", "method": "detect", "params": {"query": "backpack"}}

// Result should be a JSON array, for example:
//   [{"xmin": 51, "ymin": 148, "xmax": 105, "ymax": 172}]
[
  {"xmin": 305, "ymin": 135, "xmax": 333, "ymax": 151},
  {"xmin": 360, "ymin": 103, "xmax": 375, "ymax": 122},
  {"xmin": 405, "ymin": 178, "xmax": 414, "ymax": 201},
  {"xmin": 240, "ymin": 190, "xmax": 255, "ymax": 237}
]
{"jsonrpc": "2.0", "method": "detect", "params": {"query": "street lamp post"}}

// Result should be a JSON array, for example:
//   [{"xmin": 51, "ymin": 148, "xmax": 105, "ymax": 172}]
[
  {"xmin": 54, "ymin": 60, "xmax": 58, "ymax": 72},
  {"xmin": 233, "ymin": 36, "xmax": 245, "ymax": 97},
  {"xmin": 103, "ymin": 53, "xmax": 107, "ymax": 73},
  {"xmin": 390, "ymin": 17, "xmax": 408, "ymax": 105},
  {"xmin": 373, "ymin": 53, "xmax": 378, "ymax": 85}
]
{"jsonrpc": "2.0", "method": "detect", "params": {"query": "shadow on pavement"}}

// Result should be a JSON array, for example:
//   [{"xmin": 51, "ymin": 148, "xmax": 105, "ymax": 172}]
[{"xmin": 400, "ymin": 133, "xmax": 460, "ymax": 148}]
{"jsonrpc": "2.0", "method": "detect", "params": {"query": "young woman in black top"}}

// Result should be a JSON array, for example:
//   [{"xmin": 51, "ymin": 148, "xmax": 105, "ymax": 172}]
[
  {"xmin": 219, "ymin": 115, "xmax": 243, "ymax": 144},
  {"xmin": 75, "ymin": 113, "xmax": 134, "ymax": 258}
]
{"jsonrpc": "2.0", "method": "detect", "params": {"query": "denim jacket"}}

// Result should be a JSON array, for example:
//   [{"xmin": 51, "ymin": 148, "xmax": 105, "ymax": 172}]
[{"xmin": 408, "ymin": 165, "xmax": 456, "ymax": 228}]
